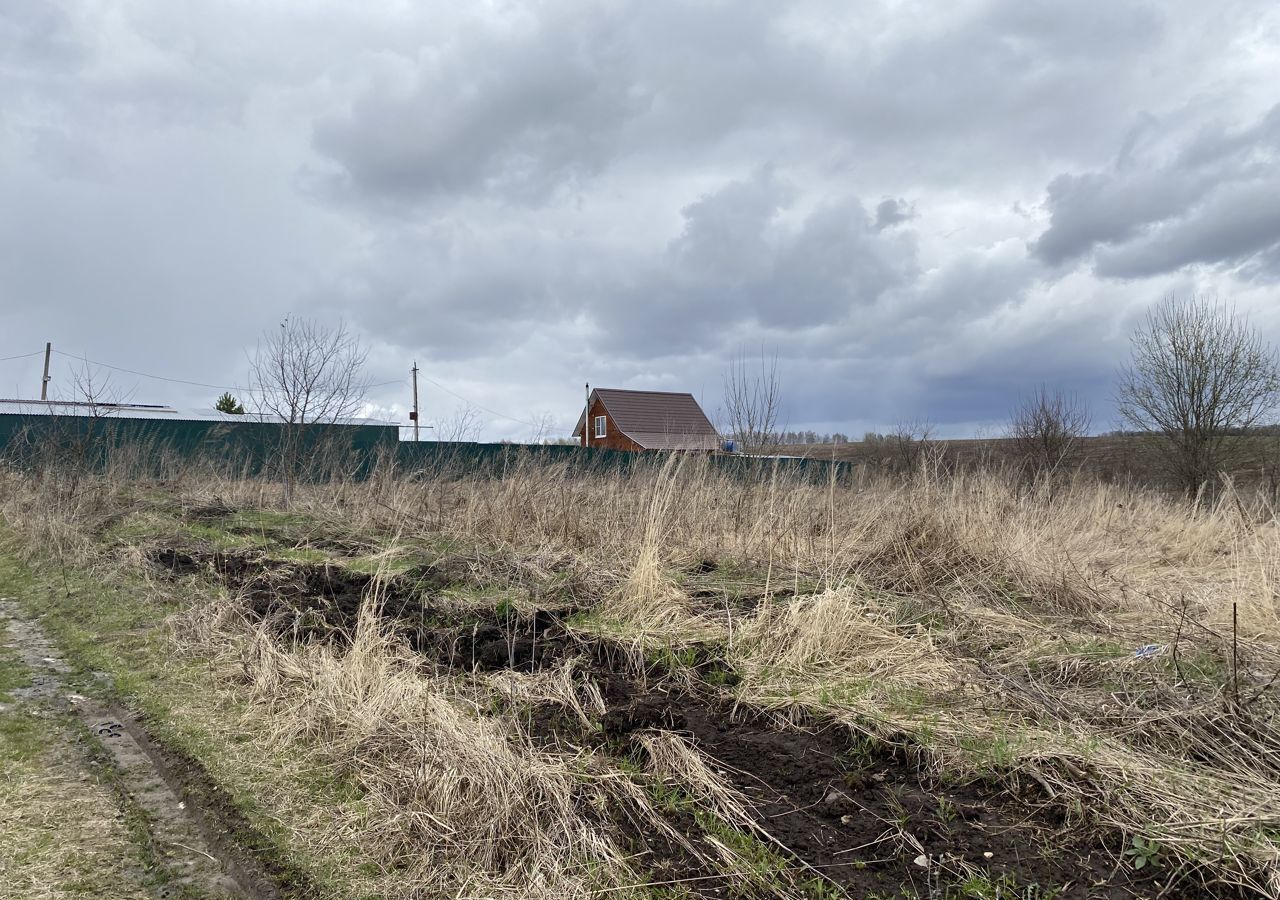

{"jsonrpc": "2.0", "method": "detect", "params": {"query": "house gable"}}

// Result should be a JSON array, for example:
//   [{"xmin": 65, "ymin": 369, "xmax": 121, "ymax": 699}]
[
  {"xmin": 574, "ymin": 395, "xmax": 644, "ymax": 451},
  {"xmin": 573, "ymin": 388, "xmax": 718, "ymax": 451}
]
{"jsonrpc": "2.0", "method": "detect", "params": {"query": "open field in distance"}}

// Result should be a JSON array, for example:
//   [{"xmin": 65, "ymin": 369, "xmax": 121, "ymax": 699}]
[{"xmin": 778, "ymin": 433, "xmax": 1280, "ymax": 495}]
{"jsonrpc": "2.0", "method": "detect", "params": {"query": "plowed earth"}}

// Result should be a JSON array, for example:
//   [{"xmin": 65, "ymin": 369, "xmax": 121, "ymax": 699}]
[{"xmin": 153, "ymin": 547, "xmax": 1240, "ymax": 900}]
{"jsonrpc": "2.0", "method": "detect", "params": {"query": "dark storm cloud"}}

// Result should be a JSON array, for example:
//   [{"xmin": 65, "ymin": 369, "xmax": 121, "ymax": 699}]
[
  {"xmin": 1031, "ymin": 104, "xmax": 1280, "ymax": 278},
  {"xmin": 3, "ymin": 0, "xmax": 1279, "ymax": 441},
  {"xmin": 335, "ymin": 169, "xmax": 917, "ymax": 364},
  {"xmin": 311, "ymin": 10, "xmax": 648, "ymax": 205},
  {"xmin": 592, "ymin": 171, "xmax": 916, "ymax": 355},
  {"xmin": 1095, "ymin": 183, "xmax": 1280, "ymax": 279},
  {"xmin": 310, "ymin": 0, "xmax": 1192, "ymax": 207},
  {"xmin": 323, "ymin": 223, "xmax": 579, "ymax": 361}
]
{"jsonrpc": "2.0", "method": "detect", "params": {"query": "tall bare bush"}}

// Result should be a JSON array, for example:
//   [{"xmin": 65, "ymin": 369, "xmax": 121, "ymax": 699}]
[
  {"xmin": 888, "ymin": 419, "xmax": 937, "ymax": 473},
  {"xmin": 1008, "ymin": 385, "xmax": 1091, "ymax": 476}
]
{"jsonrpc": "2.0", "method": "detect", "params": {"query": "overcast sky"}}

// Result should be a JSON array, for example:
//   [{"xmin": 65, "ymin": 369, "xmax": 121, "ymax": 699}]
[{"xmin": 3, "ymin": 1, "xmax": 1279, "ymax": 440}]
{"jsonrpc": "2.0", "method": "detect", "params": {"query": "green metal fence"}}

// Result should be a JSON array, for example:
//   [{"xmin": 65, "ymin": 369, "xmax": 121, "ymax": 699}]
[
  {"xmin": 390, "ymin": 441, "xmax": 849, "ymax": 481},
  {"xmin": 0, "ymin": 413, "xmax": 396, "ymax": 478},
  {"xmin": 0, "ymin": 413, "xmax": 849, "ymax": 482}
]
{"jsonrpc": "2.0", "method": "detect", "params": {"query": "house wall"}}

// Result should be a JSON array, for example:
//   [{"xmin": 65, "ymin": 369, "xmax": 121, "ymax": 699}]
[{"xmin": 580, "ymin": 396, "xmax": 644, "ymax": 452}]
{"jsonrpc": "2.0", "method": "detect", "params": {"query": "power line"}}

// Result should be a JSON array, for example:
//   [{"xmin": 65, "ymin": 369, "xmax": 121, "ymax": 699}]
[
  {"xmin": 53, "ymin": 348, "xmax": 253, "ymax": 392},
  {"xmin": 418, "ymin": 374, "xmax": 543, "ymax": 429},
  {"xmin": 50, "ymin": 349, "xmax": 404, "ymax": 395},
  {"xmin": 0, "ymin": 350, "xmax": 45, "ymax": 363},
  {"xmin": 40, "ymin": 348, "xmax": 528, "ymax": 428}
]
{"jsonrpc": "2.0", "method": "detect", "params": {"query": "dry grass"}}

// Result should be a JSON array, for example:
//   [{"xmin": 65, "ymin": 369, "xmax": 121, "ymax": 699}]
[
  {"xmin": 182, "ymin": 591, "xmax": 646, "ymax": 898},
  {"xmin": 0, "ymin": 750, "xmax": 150, "ymax": 900},
  {"xmin": 5, "ymin": 451, "xmax": 1280, "ymax": 895},
  {"xmin": 0, "ymin": 659, "xmax": 149, "ymax": 900}
]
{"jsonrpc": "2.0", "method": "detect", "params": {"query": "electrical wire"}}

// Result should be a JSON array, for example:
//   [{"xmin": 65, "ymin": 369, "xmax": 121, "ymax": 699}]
[
  {"xmin": 0, "ymin": 350, "xmax": 45, "ymax": 363},
  {"xmin": 42, "ymin": 348, "xmax": 532, "ymax": 429},
  {"xmin": 50, "ymin": 349, "xmax": 404, "ymax": 394},
  {"xmin": 417, "ymin": 374, "xmax": 544, "ymax": 429}
]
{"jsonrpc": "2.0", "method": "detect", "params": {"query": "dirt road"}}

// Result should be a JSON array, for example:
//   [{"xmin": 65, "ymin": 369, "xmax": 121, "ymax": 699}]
[{"xmin": 0, "ymin": 598, "xmax": 259, "ymax": 899}]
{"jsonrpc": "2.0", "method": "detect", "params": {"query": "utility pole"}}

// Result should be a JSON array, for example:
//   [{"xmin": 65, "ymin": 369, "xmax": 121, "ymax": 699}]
[
  {"xmin": 40, "ymin": 342, "xmax": 51, "ymax": 400},
  {"xmin": 584, "ymin": 382, "xmax": 590, "ymax": 448},
  {"xmin": 411, "ymin": 361, "xmax": 420, "ymax": 442}
]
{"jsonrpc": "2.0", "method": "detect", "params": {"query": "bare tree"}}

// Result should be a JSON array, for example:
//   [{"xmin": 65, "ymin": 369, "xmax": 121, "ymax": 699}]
[
  {"xmin": 1117, "ymin": 295, "xmax": 1280, "ymax": 496},
  {"xmin": 527, "ymin": 411, "xmax": 557, "ymax": 444},
  {"xmin": 1007, "ymin": 385, "xmax": 1091, "ymax": 476},
  {"xmin": 42, "ymin": 360, "xmax": 132, "ymax": 473},
  {"xmin": 723, "ymin": 347, "xmax": 783, "ymax": 453},
  {"xmin": 250, "ymin": 317, "xmax": 369, "ymax": 425},
  {"xmin": 55, "ymin": 357, "xmax": 132, "ymax": 415},
  {"xmin": 248, "ymin": 317, "xmax": 370, "ymax": 501},
  {"xmin": 888, "ymin": 419, "xmax": 935, "ymax": 472},
  {"xmin": 440, "ymin": 403, "xmax": 483, "ymax": 443}
]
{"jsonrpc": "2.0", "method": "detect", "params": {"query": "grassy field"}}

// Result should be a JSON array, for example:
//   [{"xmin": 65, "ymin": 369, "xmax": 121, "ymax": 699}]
[
  {"xmin": 777, "ymin": 432, "xmax": 1280, "ymax": 495},
  {"xmin": 2, "ymin": 454, "xmax": 1280, "ymax": 898}
]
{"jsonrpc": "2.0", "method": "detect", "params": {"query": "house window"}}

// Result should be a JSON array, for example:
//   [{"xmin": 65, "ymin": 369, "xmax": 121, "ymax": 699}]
[{"xmin": 594, "ymin": 415, "xmax": 607, "ymax": 438}]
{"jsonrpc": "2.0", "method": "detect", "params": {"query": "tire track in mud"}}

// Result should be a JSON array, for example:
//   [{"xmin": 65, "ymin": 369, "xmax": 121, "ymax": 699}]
[{"xmin": 0, "ymin": 598, "xmax": 275, "ymax": 900}]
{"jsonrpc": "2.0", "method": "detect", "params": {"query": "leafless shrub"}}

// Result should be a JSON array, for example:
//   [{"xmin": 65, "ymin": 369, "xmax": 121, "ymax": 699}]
[
  {"xmin": 1008, "ymin": 385, "xmax": 1091, "ymax": 477},
  {"xmin": 440, "ymin": 403, "xmax": 483, "ymax": 443},
  {"xmin": 888, "ymin": 419, "xmax": 936, "ymax": 472},
  {"xmin": 525, "ymin": 411, "xmax": 557, "ymax": 444},
  {"xmin": 1258, "ymin": 432, "xmax": 1280, "ymax": 507},
  {"xmin": 64, "ymin": 357, "xmax": 130, "ymax": 414}
]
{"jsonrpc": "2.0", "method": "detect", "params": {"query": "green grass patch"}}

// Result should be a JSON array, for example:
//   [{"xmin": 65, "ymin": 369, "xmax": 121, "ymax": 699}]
[
  {"xmin": 1160, "ymin": 646, "xmax": 1227, "ymax": 684},
  {"xmin": 0, "ymin": 706, "xmax": 50, "ymax": 763},
  {"xmin": 273, "ymin": 545, "xmax": 332, "ymax": 564},
  {"xmin": 0, "ymin": 535, "xmax": 375, "ymax": 899},
  {"xmin": 0, "ymin": 622, "xmax": 151, "ymax": 898},
  {"xmin": 0, "ymin": 644, "xmax": 30, "ymax": 699},
  {"xmin": 0, "ymin": 709, "xmax": 152, "ymax": 898}
]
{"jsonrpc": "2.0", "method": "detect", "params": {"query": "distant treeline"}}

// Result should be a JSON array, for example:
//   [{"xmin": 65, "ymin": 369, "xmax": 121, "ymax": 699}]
[
  {"xmin": 1101, "ymin": 425, "xmax": 1280, "ymax": 438},
  {"xmin": 730, "ymin": 430, "xmax": 853, "ymax": 445}
]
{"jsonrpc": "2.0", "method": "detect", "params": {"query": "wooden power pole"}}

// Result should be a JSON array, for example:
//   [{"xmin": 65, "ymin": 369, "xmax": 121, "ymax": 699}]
[
  {"xmin": 411, "ymin": 361, "xmax": 420, "ymax": 442},
  {"xmin": 40, "ymin": 342, "xmax": 51, "ymax": 400},
  {"xmin": 584, "ymin": 382, "xmax": 590, "ymax": 448}
]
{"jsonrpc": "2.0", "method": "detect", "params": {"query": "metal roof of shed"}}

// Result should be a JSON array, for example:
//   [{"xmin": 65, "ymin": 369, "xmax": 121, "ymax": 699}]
[{"xmin": 0, "ymin": 399, "xmax": 397, "ymax": 427}]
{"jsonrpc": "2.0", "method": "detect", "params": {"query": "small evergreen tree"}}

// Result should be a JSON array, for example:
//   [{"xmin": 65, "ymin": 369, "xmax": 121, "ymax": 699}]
[{"xmin": 215, "ymin": 392, "xmax": 246, "ymax": 414}]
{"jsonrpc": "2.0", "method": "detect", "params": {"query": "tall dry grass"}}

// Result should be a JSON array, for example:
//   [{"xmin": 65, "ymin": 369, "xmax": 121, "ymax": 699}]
[
  {"xmin": 329, "ymin": 455, "xmax": 1280, "ymax": 643},
  {"xmin": 5, "ymin": 448, "xmax": 1280, "ymax": 893},
  {"xmin": 178, "ymin": 589, "xmax": 648, "ymax": 899},
  {"xmin": 342, "ymin": 456, "xmax": 1280, "ymax": 892}
]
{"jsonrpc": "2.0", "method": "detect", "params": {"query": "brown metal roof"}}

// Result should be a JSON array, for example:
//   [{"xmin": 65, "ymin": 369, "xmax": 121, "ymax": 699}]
[{"xmin": 573, "ymin": 388, "xmax": 719, "ymax": 450}]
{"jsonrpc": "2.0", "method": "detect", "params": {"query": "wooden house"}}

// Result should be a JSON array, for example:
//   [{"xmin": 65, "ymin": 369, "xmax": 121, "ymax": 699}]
[{"xmin": 572, "ymin": 388, "xmax": 719, "ymax": 452}]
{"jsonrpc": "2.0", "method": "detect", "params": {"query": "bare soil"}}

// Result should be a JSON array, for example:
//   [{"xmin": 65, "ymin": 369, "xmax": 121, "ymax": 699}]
[{"xmin": 150, "ymin": 547, "xmax": 1247, "ymax": 899}]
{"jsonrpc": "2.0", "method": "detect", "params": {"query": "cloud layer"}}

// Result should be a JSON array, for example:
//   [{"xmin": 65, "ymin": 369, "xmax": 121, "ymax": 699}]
[{"xmin": 2, "ymin": 0, "xmax": 1279, "ymax": 438}]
